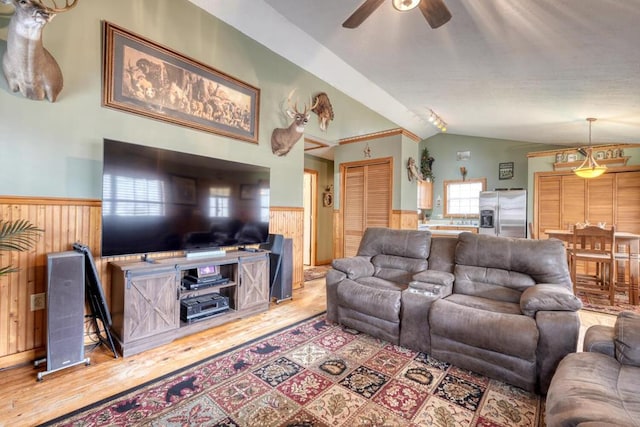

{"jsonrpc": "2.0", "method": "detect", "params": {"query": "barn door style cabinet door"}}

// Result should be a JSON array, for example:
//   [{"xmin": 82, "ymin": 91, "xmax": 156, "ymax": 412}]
[
  {"xmin": 237, "ymin": 255, "xmax": 270, "ymax": 311},
  {"xmin": 110, "ymin": 265, "xmax": 180, "ymax": 356}
]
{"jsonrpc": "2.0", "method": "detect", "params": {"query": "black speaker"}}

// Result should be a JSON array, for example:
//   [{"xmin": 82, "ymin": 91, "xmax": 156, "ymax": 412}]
[
  {"xmin": 259, "ymin": 234, "xmax": 293, "ymax": 303},
  {"xmin": 36, "ymin": 251, "xmax": 90, "ymax": 380}
]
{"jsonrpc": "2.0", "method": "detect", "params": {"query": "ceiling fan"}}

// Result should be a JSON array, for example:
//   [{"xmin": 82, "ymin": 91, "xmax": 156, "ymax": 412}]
[{"xmin": 343, "ymin": 0, "xmax": 451, "ymax": 29}]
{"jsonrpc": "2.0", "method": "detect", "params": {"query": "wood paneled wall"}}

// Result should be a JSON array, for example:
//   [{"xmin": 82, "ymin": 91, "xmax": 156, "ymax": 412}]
[
  {"xmin": 0, "ymin": 197, "xmax": 304, "ymax": 368},
  {"xmin": 331, "ymin": 209, "xmax": 418, "ymax": 259}
]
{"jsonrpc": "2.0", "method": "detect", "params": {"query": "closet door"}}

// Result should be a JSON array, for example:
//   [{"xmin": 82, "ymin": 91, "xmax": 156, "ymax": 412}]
[
  {"xmin": 537, "ymin": 175, "xmax": 561, "ymax": 239},
  {"xmin": 561, "ymin": 175, "xmax": 586, "ymax": 229},
  {"xmin": 616, "ymin": 171, "xmax": 640, "ymax": 234},
  {"xmin": 342, "ymin": 159, "xmax": 392, "ymax": 257},
  {"xmin": 586, "ymin": 174, "xmax": 615, "ymax": 227}
]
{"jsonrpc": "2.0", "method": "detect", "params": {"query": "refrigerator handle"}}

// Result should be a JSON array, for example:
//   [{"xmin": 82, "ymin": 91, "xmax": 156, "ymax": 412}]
[{"xmin": 495, "ymin": 205, "xmax": 500, "ymax": 236}]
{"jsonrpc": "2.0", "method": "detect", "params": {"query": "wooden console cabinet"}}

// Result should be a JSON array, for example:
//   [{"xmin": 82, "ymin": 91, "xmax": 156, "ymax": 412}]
[{"xmin": 110, "ymin": 251, "xmax": 269, "ymax": 356}]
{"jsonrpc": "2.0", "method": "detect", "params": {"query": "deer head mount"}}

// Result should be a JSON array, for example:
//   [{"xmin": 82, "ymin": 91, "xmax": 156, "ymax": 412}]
[
  {"xmin": 270, "ymin": 89, "xmax": 319, "ymax": 156},
  {"xmin": 1, "ymin": 0, "xmax": 79, "ymax": 102}
]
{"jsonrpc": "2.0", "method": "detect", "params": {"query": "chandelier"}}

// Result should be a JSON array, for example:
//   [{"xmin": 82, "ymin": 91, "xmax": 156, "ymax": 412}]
[{"xmin": 573, "ymin": 118, "xmax": 606, "ymax": 179}]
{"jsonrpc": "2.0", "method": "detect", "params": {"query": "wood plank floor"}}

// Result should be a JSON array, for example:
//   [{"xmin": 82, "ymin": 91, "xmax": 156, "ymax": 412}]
[
  {"xmin": 0, "ymin": 277, "xmax": 617, "ymax": 427},
  {"xmin": 0, "ymin": 279, "xmax": 326, "ymax": 427}
]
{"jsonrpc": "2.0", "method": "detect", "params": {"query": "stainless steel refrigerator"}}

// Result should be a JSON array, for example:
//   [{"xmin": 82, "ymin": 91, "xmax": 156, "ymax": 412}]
[{"xmin": 478, "ymin": 190, "xmax": 527, "ymax": 238}]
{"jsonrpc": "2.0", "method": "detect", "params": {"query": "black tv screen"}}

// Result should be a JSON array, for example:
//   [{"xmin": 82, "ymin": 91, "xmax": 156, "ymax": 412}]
[{"xmin": 101, "ymin": 139, "xmax": 270, "ymax": 257}]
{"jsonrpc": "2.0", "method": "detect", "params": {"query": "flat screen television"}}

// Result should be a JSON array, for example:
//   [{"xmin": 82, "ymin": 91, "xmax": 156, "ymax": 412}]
[{"xmin": 101, "ymin": 139, "xmax": 270, "ymax": 257}]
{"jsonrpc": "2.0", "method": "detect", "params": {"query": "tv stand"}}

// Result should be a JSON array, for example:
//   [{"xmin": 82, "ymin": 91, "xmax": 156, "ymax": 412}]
[{"xmin": 109, "ymin": 251, "xmax": 269, "ymax": 357}]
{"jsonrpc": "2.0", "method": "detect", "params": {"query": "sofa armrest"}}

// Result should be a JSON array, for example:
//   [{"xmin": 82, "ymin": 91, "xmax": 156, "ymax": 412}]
[
  {"xmin": 520, "ymin": 284, "xmax": 582, "ymax": 317},
  {"xmin": 331, "ymin": 256, "xmax": 374, "ymax": 280},
  {"xmin": 583, "ymin": 325, "xmax": 615, "ymax": 356},
  {"xmin": 412, "ymin": 270, "xmax": 455, "ymax": 287}
]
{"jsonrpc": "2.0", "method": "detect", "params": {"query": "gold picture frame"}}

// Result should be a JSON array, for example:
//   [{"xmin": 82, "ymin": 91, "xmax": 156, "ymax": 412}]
[{"xmin": 102, "ymin": 21, "xmax": 260, "ymax": 144}]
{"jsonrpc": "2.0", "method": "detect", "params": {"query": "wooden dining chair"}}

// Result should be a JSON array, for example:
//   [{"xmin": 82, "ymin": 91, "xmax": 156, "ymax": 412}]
[{"xmin": 570, "ymin": 225, "xmax": 616, "ymax": 305}]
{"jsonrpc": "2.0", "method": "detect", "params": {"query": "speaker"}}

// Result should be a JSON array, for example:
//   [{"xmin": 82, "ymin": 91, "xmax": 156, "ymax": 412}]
[
  {"xmin": 259, "ymin": 234, "xmax": 293, "ymax": 302},
  {"xmin": 37, "ymin": 251, "xmax": 90, "ymax": 380}
]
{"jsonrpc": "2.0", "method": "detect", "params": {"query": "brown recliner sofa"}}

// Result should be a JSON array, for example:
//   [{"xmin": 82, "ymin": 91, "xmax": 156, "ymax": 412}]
[
  {"xmin": 546, "ymin": 311, "xmax": 640, "ymax": 427},
  {"xmin": 326, "ymin": 227, "xmax": 582, "ymax": 394}
]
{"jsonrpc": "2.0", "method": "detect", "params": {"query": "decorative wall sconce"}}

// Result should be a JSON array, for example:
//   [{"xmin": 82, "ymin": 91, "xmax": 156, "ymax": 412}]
[
  {"xmin": 323, "ymin": 185, "xmax": 334, "ymax": 207},
  {"xmin": 428, "ymin": 109, "xmax": 447, "ymax": 132}
]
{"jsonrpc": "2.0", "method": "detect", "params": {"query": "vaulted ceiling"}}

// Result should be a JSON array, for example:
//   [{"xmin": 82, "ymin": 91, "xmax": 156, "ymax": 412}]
[{"xmin": 190, "ymin": 0, "xmax": 640, "ymax": 147}]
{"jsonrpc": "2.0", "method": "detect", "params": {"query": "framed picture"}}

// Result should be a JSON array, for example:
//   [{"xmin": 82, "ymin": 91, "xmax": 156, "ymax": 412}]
[
  {"xmin": 498, "ymin": 162, "xmax": 514, "ymax": 180},
  {"xmin": 567, "ymin": 153, "xmax": 578, "ymax": 162},
  {"xmin": 596, "ymin": 151, "xmax": 605, "ymax": 160},
  {"xmin": 172, "ymin": 176, "xmax": 196, "ymax": 204},
  {"xmin": 240, "ymin": 184, "xmax": 257, "ymax": 200},
  {"xmin": 102, "ymin": 21, "xmax": 260, "ymax": 144},
  {"xmin": 456, "ymin": 151, "xmax": 471, "ymax": 161}
]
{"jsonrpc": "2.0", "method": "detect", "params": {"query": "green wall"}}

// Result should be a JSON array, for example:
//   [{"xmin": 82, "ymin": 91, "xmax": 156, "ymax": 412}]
[
  {"xmin": 0, "ymin": 0, "xmax": 395, "ymax": 207},
  {"xmin": 421, "ymin": 133, "xmax": 565, "ymax": 220}
]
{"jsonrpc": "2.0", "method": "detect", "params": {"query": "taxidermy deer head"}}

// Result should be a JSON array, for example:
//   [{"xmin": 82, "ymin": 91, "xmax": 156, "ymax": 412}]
[
  {"xmin": 271, "ymin": 89, "xmax": 319, "ymax": 156},
  {"xmin": 1, "ymin": 0, "xmax": 79, "ymax": 102}
]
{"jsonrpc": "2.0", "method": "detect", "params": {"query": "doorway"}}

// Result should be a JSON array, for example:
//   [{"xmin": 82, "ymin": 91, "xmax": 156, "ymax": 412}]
[{"xmin": 303, "ymin": 170, "xmax": 318, "ymax": 266}]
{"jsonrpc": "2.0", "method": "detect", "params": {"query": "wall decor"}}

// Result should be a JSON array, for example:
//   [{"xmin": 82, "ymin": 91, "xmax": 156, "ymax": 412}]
[
  {"xmin": 567, "ymin": 153, "xmax": 578, "ymax": 162},
  {"xmin": 456, "ymin": 151, "xmax": 471, "ymax": 161},
  {"xmin": 102, "ymin": 21, "xmax": 260, "ymax": 143},
  {"xmin": 323, "ymin": 192, "xmax": 333, "ymax": 207},
  {"xmin": 171, "ymin": 176, "xmax": 196, "ymax": 204},
  {"xmin": 498, "ymin": 162, "xmax": 514, "ymax": 180},
  {"xmin": 240, "ymin": 184, "xmax": 257, "ymax": 200}
]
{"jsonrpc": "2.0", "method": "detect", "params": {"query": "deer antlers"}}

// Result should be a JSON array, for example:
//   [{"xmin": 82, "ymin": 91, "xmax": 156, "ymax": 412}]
[
  {"xmin": 286, "ymin": 89, "xmax": 319, "ymax": 115},
  {"xmin": 33, "ymin": 0, "xmax": 78, "ymax": 13}
]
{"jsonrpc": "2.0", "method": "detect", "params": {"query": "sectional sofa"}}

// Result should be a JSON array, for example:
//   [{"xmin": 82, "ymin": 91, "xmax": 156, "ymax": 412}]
[{"xmin": 326, "ymin": 228, "xmax": 583, "ymax": 394}]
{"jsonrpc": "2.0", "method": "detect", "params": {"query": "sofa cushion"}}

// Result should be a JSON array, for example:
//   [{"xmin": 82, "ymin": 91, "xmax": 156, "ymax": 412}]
[
  {"xmin": 371, "ymin": 254, "xmax": 428, "ymax": 283},
  {"xmin": 615, "ymin": 311, "xmax": 640, "ymax": 367},
  {"xmin": 337, "ymin": 279, "xmax": 401, "ymax": 322},
  {"xmin": 355, "ymin": 276, "xmax": 406, "ymax": 291},
  {"xmin": 358, "ymin": 228, "xmax": 431, "ymax": 260},
  {"xmin": 546, "ymin": 352, "xmax": 640, "ymax": 427},
  {"xmin": 455, "ymin": 233, "xmax": 573, "ymax": 289},
  {"xmin": 454, "ymin": 264, "xmax": 535, "ymax": 303},
  {"xmin": 430, "ymin": 298, "xmax": 538, "ymax": 360}
]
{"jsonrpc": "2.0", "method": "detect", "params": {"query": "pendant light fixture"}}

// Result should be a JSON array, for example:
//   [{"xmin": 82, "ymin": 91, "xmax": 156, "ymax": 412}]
[
  {"xmin": 392, "ymin": 0, "xmax": 421, "ymax": 12},
  {"xmin": 573, "ymin": 118, "xmax": 607, "ymax": 179}
]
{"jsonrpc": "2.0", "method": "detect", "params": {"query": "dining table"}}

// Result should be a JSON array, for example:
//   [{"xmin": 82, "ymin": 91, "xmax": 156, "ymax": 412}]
[{"xmin": 544, "ymin": 229, "xmax": 640, "ymax": 305}]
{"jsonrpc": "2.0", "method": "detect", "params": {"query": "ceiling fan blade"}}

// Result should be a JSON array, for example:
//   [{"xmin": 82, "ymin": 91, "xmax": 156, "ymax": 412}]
[
  {"xmin": 418, "ymin": 0, "xmax": 452, "ymax": 29},
  {"xmin": 342, "ymin": 0, "xmax": 386, "ymax": 28}
]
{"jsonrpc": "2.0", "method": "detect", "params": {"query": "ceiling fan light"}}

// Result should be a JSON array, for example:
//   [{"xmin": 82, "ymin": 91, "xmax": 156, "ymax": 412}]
[{"xmin": 392, "ymin": 0, "xmax": 420, "ymax": 12}]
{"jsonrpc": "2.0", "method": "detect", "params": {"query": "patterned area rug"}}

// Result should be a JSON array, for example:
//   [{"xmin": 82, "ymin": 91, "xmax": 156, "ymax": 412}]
[
  {"xmin": 41, "ymin": 314, "xmax": 543, "ymax": 427},
  {"xmin": 304, "ymin": 265, "xmax": 331, "ymax": 282},
  {"xmin": 577, "ymin": 290, "xmax": 640, "ymax": 315}
]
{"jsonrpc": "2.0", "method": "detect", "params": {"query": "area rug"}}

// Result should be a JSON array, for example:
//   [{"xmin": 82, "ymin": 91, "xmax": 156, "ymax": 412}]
[
  {"xmin": 41, "ymin": 314, "xmax": 544, "ymax": 427},
  {"xmin": 304, "ymin": 265, "xmax": 331, "ymax": 282},
  {"xmin": 577, "ymin": 290, "xmax": 640, "ymax": 316}
]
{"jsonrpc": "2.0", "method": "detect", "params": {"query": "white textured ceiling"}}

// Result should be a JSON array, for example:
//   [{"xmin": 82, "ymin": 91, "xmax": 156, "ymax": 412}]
[{"xmin": 189, "ymin": 0, "xmax": 640, "ymax": 148}]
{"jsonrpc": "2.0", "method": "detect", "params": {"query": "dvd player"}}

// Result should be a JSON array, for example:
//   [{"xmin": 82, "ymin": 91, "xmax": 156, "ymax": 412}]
[{"xmin": 182, "ymin": 276, "xmax": 229, "ymax": 290}]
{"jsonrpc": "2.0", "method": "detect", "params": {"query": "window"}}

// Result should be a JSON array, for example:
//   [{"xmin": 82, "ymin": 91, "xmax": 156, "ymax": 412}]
[
  {"xmin": 259, "ymin": 187, "xmax": 270, "ymax": 222},
  {"xmin": 443, "ymin": 178, "xmax": 486, "ymax": 217},
  {"xmin": 209, "ymin": 187, "xmax": 231, "ymax": 217},
  {"xmin": 102, "ymin": 174, "xmax": 165, "ymax": 216}
]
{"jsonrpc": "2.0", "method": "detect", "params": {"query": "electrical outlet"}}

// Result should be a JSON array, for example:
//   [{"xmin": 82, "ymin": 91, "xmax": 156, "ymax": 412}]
[{"xmin": 31, "ymin": 293, "xmax": 46, "ymax": 311}]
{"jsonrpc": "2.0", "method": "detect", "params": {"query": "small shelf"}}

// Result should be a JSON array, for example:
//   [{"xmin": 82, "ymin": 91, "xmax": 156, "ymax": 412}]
[{"xmin": 553, "ymin": 156, "xmax": 630, "ymax": 171}]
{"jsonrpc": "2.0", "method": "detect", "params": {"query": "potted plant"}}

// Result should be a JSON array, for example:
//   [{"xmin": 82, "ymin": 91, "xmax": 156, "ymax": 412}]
[
  {"xmin": 0, "ymin": 219, "xmax": 43, "ymax": 276},
  {"xmin": 420, "ymin": 148, "xmax": 435, "ymax": 182}
]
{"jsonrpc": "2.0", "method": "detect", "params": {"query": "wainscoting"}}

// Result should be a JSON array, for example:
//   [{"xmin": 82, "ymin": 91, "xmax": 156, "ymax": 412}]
[{"xmin": 0, "ymin": 197, "xmax": 304, "ymax": 368}]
